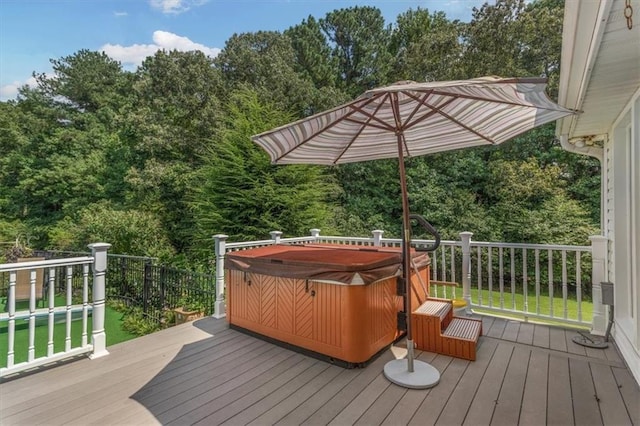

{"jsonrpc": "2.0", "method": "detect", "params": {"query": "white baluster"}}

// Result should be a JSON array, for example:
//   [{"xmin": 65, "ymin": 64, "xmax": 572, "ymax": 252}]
[
  {"xmin": 460, "ymin": 232, "xmax": 472, "ymax": 311},
  {"xmin": 213, "ymin": 234, "xmax": 228, "ymax": 319}
]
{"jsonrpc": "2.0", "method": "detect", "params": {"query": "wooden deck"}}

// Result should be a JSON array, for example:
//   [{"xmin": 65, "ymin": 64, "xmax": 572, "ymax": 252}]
[{"xmin": 1, "ymin": 315, "xmax": 638, "ymax": 426}]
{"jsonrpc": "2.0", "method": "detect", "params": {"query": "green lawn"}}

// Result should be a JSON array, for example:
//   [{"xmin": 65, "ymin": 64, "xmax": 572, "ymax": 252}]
[
  {"xmin": 0, "ymin": 299, "xmax": 136, "ymax": 369},
  {"xmin": 434, "ymin": 286, "xmax": 593, "ymax": 326}
]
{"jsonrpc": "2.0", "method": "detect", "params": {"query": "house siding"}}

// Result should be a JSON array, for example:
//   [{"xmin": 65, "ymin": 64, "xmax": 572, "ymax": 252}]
[{"xmin": 607, "ymin": 89, "xmax": 640, "ymax": 385}]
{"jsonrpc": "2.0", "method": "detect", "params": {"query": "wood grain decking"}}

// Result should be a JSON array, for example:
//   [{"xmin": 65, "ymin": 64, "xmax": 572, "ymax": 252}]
[{"xmin": 1, "ymin": 315, "xmax": 638, "ymax": 426}]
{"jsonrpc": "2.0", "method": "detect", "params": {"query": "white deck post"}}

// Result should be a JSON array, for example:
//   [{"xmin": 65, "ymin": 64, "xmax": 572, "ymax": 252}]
[
  {"xmin": 460, "ymin": 232, "xmax": 473, "ymax": 312},
  {"xmin": 213, "ymin": 234, "xmax": 228, "ymax": 319},
  {"xmin": 310, "ymin": 229, "xmax": 321, "ymax": 241},
  {"xmin": 89, "ymin": 242, "xmax": 110, "ymax": 359},
  {"xmin": 270, "ymin": 231, "xmax": 283, "ymax": 244},
  {"xmin": 372, "ymin": 230, "xmax": 384, "ymax": 246},
  {"xmin": 589, "ymin": 235, "xmax": 608, "ymax": 335},
  {"xmin": 7, "ymin": 271, "xmax": 16, "ymax": 368}
]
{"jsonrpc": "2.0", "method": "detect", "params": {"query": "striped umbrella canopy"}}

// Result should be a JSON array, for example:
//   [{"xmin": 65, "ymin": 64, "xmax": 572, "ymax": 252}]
[
  {"xmin": 252, "ymin": 76, "xmax": 576, "ymax": 385},
  {"xmin": 252, "ymin": 76, "xmax": 575, "ymax": 165}
]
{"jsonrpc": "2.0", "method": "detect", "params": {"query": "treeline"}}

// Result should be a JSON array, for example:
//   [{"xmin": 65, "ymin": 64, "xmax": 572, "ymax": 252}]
[{"xmin": 0, "ymin": 0, "xmax": 600, "ymax": 268}]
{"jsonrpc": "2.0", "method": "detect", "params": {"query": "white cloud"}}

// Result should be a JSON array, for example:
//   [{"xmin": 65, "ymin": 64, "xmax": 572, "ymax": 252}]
[
  {"xmin": 114, "ymin": 11, "xmax": 128, "ymax": 17},
  {"xmin": 149, "ymin": 0, "xmax": 208, "ymax": 15},
  {"xmin": 0, "ymin": 76, "xmax": 38, "ymax": 101},
  {"xmin": 1, "ymin": 32, "xmax": 218, "ymax": 101},
  {"xmin": 101, "ymin": 30, "xmax": 220, "ymax": 67},
  {"xmin": 152, "ymin": 31, "xmax": 219, "ymax": 57}
]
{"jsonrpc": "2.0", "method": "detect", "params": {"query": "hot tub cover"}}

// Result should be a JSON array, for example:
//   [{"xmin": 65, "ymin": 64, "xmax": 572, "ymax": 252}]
[{"xmin": 224, "ymin": 244, "xmax": 430, "ymax": 285}]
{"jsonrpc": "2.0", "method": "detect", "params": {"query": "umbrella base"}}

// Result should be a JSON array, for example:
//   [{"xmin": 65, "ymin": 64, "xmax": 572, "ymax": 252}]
[
  {"xmin": 383, "ymin": 359, "xmax": 440, "ymax": 389},
  {"xmin": 572, "ymin": 332, "xmax": 609, "ymax": 349}
]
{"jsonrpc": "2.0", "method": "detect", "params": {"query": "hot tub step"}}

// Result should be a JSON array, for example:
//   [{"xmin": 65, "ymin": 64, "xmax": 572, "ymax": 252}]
[
  {"xmin": 412, "ymin": 300, "xmax": 482, "ymax": 361},
  {"xmin": 443, "ymin": 317, "xmax": 482, "ymax": 340},
  {"xmin": 441, "ymin": 317, "xmax": 482, "ymax": 361}
]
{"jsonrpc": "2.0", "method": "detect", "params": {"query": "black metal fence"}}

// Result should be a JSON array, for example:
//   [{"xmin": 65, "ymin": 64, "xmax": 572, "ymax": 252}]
[{"xmin": 30, "ymin": 250, "xmax": 216, "ymax": 323}]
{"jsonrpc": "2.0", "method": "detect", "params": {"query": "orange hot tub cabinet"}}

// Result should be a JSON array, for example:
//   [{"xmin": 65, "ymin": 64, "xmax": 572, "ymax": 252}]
[{"xmin": 225, "ymin": 244, "xmax": 430, "ymax": 366}]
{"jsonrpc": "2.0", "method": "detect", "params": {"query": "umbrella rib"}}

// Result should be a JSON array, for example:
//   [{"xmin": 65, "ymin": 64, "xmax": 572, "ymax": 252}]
[
  {"xmin": 334, "ymin": 94, "xmax": 392, "ymax": 164},
  {"xmin": 428, "ymin": 89, "xmax": 569, "ymax": 112},
  {"xmin": 345, "ymin": 93, "xmax": 396, "ymax": 132},
  {"xmin": 273, "ymin": 95, "xmax": 380, "ymax": 162},
  {"xmin": 400, "ymin": 90, "xmax": 434, "ymax": 129},
  {"xmin": 401, "ymin": 90, "xmax": 497, "ymax": 143},
  {"xmin": 402, "ymin": 93, "xmax": 458, "ymax": 131},
  {"xmin": 435, "ymin": 108, "xmax": 497, "ymax": 144},
  {"xmin": 390, "ymin": 92, "xmax": 412, "ymax": 157},
  {"xmin": 343, "ymin": 118, "xmax": 394, "ymax": 132}
]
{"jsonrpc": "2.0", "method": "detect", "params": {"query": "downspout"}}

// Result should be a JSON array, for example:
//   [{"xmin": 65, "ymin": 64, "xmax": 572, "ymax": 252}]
[
  {"xmin": 558, "ymin": 134, "xmax": 605, "ymax": 227},
  {"xmin": 558, "ymin": 134, "xmax": 608, "ymax": 335}
]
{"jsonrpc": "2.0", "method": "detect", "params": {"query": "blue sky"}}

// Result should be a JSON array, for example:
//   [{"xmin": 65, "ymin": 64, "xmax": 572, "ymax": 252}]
[{"xmin": 0, "ymin": 0, "xmax": 489, "ymax": 101}]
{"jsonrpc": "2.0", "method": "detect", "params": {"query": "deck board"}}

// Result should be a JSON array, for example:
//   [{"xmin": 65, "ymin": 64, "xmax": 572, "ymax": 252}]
[
  {"xmin": 328, "ymin": 373, "xmax": 392, "ymax": 426},
  {"xmin": 566, "ymin": 329, "xmax": 589, "ymax": 356},
  {"xmin": 501, "ymin": 320, "xmax": 521, "ymax": 342},
  {"xmin": 463, "ymin": 342, "xmax": 513, "ymax": 425},
  {"xmin": 274, "ymin": 363, "xmax": 361, "ymax": 425},
  {"xmin": 409, "ymin": 357, "xmax": 467, "ymax": 426},
  {"xmin": 532, "ymin": 324, "xmax": 550, "ymax": 348},
  {"xmin": 515, "ymin": 322, "xmax": 534, "ymax": 345},
  {"xmin": 547, "ymin": 355, "xmax": 574, "ymax": 426},
  {"xmin": 162, "ymin": 350, "xmax": 301, "ymax": 424},
  {"xmin": 548, "ymin": 326, "xmax": 568, "ymax": 352},
  {"xmin": 379, "ymin": 352, "xmax": 437, "ymax": 426},
  {"xmin": 491, "ymin": 346, "xmax": 530, "ymax": 426},
  {"xmin": 603, "ymin": 340, "xmax": 623, "ymax": 363},
  {"xmin": 590, "ymin": 363, "xmax": 634, "ymax": 425},
  {"xmin": 1, "ymin": 315, "xmax": 638, "ymax": 426},
  {"xmin": 435, "ymin": 338, "xmax": 498, "ymax": 426},
  {"xmin": 353, "ymin": 376, "xmax": 407, "ymax": 426},
  {"xmin": 216, "ymin": 358, "xmax": 328, "ymax": 426},
  {"xmin": 248, "ymin": 364, "xmax": 343, "ymax": 425},
  {"xmin": 519, "ymin": 350, "xmax": 548, "ymax": 426},
  {"xmin": 569, "ymin": 358, "xmax": 603, "ymax": 425},
  {"xmin": 302, "ymin": 350, "xmax": 394, "ymax": 425},
  {"xmin": 612, "ymin": 366, "xmax": 640, "ymax": 425},
  {"xmin": 486, "ymin": 317, "xmax": 507, "ymax": 338}
]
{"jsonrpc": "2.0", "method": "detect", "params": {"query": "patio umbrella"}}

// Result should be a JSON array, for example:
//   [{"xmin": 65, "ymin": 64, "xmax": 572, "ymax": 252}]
[{"xmin": 252, "ymin": 76, "xmax": 576, "ymax": 388}]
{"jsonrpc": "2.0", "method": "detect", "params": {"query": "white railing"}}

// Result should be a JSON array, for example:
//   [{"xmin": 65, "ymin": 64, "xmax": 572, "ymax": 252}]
[
  {"xmin": 214, "ymin": 230, "xmax": 607, "ymax": 332},
  {"xmin": 0, "ymin": 243, "xmax": 110, "ymax": 377}
]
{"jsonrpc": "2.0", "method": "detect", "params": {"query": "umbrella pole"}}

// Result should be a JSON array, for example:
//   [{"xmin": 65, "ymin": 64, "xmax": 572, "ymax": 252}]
[
  {"xmin": 396, "ymin": 136, "xmax": 414, "ymax": 372},
  {"xmin": 382, "ymin": 131, "xmax": 440, "ymax": 389}
]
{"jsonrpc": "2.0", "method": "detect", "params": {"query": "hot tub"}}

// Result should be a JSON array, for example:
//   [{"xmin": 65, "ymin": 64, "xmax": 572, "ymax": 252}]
[{"xmin": 225, "ymin": 244, "xmax": 429, "ymax": 366}]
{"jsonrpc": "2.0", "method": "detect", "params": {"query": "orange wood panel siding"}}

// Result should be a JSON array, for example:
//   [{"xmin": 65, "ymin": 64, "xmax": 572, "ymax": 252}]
[
  {"xmin": 276, "ymin": 277, "xmax": 295, "ymax": 334},
  {"xmin": 226, "ymin": 270, "xmax": 413, "ymax": 365}
]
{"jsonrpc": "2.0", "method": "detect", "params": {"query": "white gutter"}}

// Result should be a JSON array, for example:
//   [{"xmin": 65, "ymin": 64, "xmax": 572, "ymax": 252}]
[
  {"xmin": 556, "ymin": 0, "xmax": 613, "ymax": 159},
  {"xmin": 559, "ymin": 134, "xmax": 604, "ymax": 161}
]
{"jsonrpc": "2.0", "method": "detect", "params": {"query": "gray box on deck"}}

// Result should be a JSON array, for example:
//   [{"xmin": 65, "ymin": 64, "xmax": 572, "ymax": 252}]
[{"xmin": 601, "ymin": 281, "xmax": 614, "ymax": 305}]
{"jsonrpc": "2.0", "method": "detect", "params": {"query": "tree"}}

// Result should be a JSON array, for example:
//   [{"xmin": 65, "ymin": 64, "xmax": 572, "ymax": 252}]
[
  {"xmin": 215, "ymin": 31, "xmax": 340, "ymax": 116},
  {"xmin": 0, "ymin": 85, "xmax": 116, "ymax": 246},
  {"xmin": 486, "ymin": 159, "xmax": 597, "ymax": 244},
  {"xmin": 122, "ymin": 50, "xmax": 225, "ymax": 251},
  {"xmin": 320, "ymin": 6, "xmax": 393, "ymax": 96},
  {"xmin": 48, "ymin": 201, "xmax": 176, "ymax": 260},
  {"xmin": 519, "ymin": 0, "xmax": 564, "ymax": 97},
  {"xmin": 285, "ymin": 16, "xmax": 337, "ymax": 87},
  {"xmin": 34, "ymin": 49, "xmax": 131, "ymax": 114},
  {"xmin": 389, "ymin": 8, "xmax": 463, "ymax": 82},
  {"xmin": 461, "ymin": 0, "xmax": 529, "ymax": 78},
  {"xmin": 130, "ymin": 49, "xmax": 223, "ymax": 164},
  {"xmin": 189, "ymin": 89, "xmax": 339, "ymax": 261}
]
